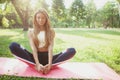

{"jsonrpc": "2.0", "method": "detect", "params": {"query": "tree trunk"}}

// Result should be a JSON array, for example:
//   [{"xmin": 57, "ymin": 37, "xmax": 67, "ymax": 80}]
[
  {"xmin": 118, "ymin": 4, "xmax": 120, "ymax": 27},
  {"xmin": 11, "ymin": 0, "xmax": 29, "ymax": 31},
  {"xmin": 23, "ymin": 7, "xmax": 29, "ymax": 31},
  {"xmin": 0, "ymin": 15, "xmax": 3, "ymax": 27}
]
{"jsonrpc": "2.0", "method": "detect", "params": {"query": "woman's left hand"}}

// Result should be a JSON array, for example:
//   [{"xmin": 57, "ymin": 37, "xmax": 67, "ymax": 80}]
[{"xmin": 43, "ymin": 64, "xmax": 52, "ymax": 74}]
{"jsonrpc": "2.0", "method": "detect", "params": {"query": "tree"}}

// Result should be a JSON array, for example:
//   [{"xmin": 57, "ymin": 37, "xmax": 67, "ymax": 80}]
[
  {"xmin": 0, "ymin": 14, "xmax": 3, "ymax": 27},
  {"xmin": 11, "ymin": 0, "xmax": 31, "ymax": 31},
  {"xmin": 0, "ymin": 0, "xmax": 31, "ymax": 30},
  {"xmin": 84, "ymin": 0, "xmax": 97, "ymax": 28},
  {"xmin": 116, "ymin": 0, "xmax": 120, "ymax": 26},
  {"xmin": 0, "ymin": 0, "xmax": 18, "ymax": 28},
  {"xmin": 0, "ymin": 7, "xmax": 3, "ymax": 27},
  {"xmin": 0, "ymin": 0, "xmax": 9, "ymax": 3},
  {"xmin": 52, "ymin": 0, "xmax": 66, "ymax": 27},
  {"xmin": 116, "ymin": 0, "xmax": 120, "ymax": 16},
  {"xmin": 0, "ymin": 0, "xmax": 8, "ymax": 27},
  {"xmin": 70, "ymin": 0, "xmax": 85, "ymax": 27},
  {"xmin": 0, "ymin": 0, "xmax": 50, "ymax": 30},
  {"xmin": 101, "ymin": 1, "xmax": 119, "ymax": 28}
]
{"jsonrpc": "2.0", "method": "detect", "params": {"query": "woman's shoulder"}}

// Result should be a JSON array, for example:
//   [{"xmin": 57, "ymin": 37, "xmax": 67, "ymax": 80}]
[
  {"xmin": 50, "ymin": 28, "xmax": 55, "ymax": 33},
  {"xmin": 50, "ymin": 29, "xmax": 55, "ymax": 36},
  {"xmin": 27, "ymin": 28, "xmax": 34, "ymax": 37},
  {"xmin": 28, "ymin": 28, "xmax": 33, "ymax": 32}
]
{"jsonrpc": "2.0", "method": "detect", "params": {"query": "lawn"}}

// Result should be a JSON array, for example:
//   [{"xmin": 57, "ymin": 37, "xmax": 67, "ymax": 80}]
[{"xmin": 0, "ymin": 28, "xmax": 120, "ymax": 79}]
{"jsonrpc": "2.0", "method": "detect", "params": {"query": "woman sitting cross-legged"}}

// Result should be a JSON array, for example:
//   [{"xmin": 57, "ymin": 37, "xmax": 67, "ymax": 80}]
[{"xmin": 9, "ymin": 8, "xmax": 76, "ymax": 74}]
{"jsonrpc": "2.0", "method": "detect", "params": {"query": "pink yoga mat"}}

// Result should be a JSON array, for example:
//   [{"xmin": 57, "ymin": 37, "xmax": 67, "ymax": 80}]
[{"xmin": 0, "ymin": 57, "xmax": 120, "ymax": 80}]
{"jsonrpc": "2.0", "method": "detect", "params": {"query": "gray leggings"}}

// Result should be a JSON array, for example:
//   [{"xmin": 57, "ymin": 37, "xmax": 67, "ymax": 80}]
[{"xmin": 9, "ymin": 42, "xmax": 76, "ymax": 66}]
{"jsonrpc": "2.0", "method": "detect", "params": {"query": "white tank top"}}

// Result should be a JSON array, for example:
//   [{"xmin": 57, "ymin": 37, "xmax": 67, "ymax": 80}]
[{"xmin": 37, "ymin": 31, "xmax": 46, "ymax": 48}]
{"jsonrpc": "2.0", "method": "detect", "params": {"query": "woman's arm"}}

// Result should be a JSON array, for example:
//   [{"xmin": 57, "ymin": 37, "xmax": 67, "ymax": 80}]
[
  {"xmin": 43, "ymin": 37, "xmax": 54, "ymax": 74},
  {"xmin": 27, "ymin": 30, "xmax": 39, "ymax": 65},
  {"xmin": 48, "ymin": 39, "xmax": 54, "ymax": 65},
  {"xmin": 27, "ymin": 30, "xmax": 44, "ymax": 72},
  {"xmin": 43, "ymin": 30, "xmax": 55, "ymax": 74},
  {"xmin": 48, "ymin": 30, "xmax": 55, "ymax": 65}
]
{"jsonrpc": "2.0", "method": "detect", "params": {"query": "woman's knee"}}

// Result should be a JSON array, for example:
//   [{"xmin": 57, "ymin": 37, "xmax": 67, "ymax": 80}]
[
  {"xmin": 9, "ymin": 42, "xmax": 19, "ymax": 50},
  {"xmin": 66, "ymin": 48, "xmax": 76, "ymax": 55}
]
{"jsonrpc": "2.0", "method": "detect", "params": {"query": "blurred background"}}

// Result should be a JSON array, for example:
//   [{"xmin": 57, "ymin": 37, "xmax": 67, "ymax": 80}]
[{"xmin": 0, "ymin": 0, "xmax": 120, "ymax": 31}]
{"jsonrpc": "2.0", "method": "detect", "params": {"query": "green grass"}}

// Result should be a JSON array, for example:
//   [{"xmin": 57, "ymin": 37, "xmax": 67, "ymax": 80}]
[{"xmin": 0, "ymin": 28, "xmax": 120, "ymax": 79}]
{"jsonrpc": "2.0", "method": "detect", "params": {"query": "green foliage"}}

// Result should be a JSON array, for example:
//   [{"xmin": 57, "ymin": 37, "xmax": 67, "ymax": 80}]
[
  {"xmin": 0, "ymin": 0, "xmax": 5, "ymax": 3},
  {"xmin": 116, "ymin": 0, "xmax": 120, "ymax": 3},
  {"xmin": 0, "ymin": 0, "xmax": 9, "ymax": 4},
  {"xmin": 0, "ymin": 14, "xmax": 3, "ymax": 26},
  {"xmin": 70, "ymin": 0, "xmax": 85, "ymax": 27},
  {"xmin": 51, "ymin": 0, "xmax": 66, "ymax": 22},
  {"xmin": 0, "ymin": 0, "xmax": 120, "ymax": 28},
  {"xmin": 4, "ymin": 2, "xmax": 14, "ymax": 14},
  {"xmin": 0, "ymin": 1, "xmax": 22, "ymax": 28},
  {"xmin": 2, "ymin": 17, "xmax": 9, "ymax": 28},
  {"xmin": 84, "ymin": 0, "xmax": 97, "ymax": 28},
  {"xmin": 100, "ymin": 1, "xmax": 119, "ymax": 28}
]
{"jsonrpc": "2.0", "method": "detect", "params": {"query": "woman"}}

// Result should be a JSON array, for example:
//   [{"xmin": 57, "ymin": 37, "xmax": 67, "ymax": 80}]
[{"xmin": 9, "ymin": 8, "xmax": 76, "ymax": 74}]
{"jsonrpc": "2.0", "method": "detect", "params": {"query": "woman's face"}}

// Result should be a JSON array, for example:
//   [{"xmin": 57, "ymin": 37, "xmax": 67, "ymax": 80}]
[{"xmin": 36, "ymin": 13, "xmax": 46, "ymax": 26}]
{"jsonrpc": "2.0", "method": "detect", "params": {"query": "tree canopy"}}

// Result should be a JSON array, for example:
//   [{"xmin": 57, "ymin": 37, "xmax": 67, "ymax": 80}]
[{"xmin": 0, "ymin": 0, "xmax": 120, "ymax": 30}]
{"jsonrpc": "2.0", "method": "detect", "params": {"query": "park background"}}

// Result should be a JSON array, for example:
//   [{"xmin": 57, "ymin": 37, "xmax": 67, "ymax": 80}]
[{"xmin": 0, "ymin": 0, "xmax": 120, "ymax": 79}]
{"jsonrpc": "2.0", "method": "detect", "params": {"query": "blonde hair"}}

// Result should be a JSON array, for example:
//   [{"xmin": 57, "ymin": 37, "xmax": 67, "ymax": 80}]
[{"xmin": 33, "ymin": 8, "xmax": 55, "ymax": 49}]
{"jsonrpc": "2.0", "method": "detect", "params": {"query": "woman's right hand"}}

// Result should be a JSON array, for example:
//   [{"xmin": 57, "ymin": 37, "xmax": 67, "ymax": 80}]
[{"xmin": 35, "ymin": 63, "xmax": 44, "ymax": 72}]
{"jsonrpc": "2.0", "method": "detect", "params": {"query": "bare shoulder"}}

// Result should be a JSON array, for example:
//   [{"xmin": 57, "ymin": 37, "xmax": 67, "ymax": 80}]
[
  {"xmin": 50, "ymin": 29, "xmax": 55, "ymax": 38},
  {"xmin": 27, "ymin": 29, "xmax": 34, "ymax": 38},
  {"xmin": 51, "ymin": 29, "xmax": 55, "ymax": 36}
]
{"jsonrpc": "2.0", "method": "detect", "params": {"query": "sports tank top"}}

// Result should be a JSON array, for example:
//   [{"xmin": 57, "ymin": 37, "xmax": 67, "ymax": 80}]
[{"xmin": 37, "ymin": 31, "xmax": 46, "ymax": 48}]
